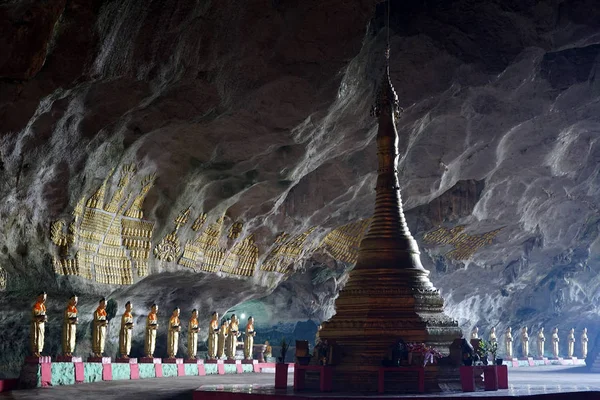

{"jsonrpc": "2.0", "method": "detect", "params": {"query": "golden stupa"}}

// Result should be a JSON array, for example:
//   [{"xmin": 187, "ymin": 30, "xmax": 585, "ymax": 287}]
[{"xmin": 317, "ymin": 50, "xmax": 462, "ymax": 391}]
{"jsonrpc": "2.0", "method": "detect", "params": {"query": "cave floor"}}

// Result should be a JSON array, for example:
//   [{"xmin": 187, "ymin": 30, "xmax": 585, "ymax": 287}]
[{"xmin": 2, "ymin": 366, "xmax": 599, "ymax": 400}]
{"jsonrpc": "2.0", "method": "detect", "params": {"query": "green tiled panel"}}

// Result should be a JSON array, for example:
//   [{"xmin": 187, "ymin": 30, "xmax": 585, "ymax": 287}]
[
  {"xmin": 112, "ymin": 363, "xmax": 130, "ymax": 380},
  {"xmin": 139, "ymin": 363, "xmax": 156, "ymax": 379},
  {"xmin": 84, "ymin": 363, "xmax": 103, "ymax": 383},
  {"xmin": 204, "ymin": 363, "xmax": 217, "ymax": 374},
  {"xmin": 162, "ymin": 364, "xmax": 177, "ymax": 378},
  {"xmin": 184, "ymin": 364, "xmax": 198, "ymax": 376},
  {"xmin": 223, "ymin": 364, "xmax": 237, "ymax": 374},
  {"xmin": 242, "ymin": 364, "xmax": 253, "ymax": 373},
  {"xmin": 51, "ymin": 363, "xmax": 75, "ymax": 386}
]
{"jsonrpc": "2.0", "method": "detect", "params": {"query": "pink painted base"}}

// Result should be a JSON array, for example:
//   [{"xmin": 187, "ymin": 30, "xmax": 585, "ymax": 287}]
[
  {"xmin": 0, "ymin": 379, "xmax": 18, "ymax": 393},
  {"xmin": 177, "ymin": 363, "xmax": 185, "ymax": 376},
  {"xmin": 198, "ymin": 363, "xmax": 206, "ymax": 376},
  {"xmin": 75, "ymin": 362, "xmax": 84, "ymax": 383},
  {"xmin": 41, "ymin": 362, "xmax": 52, "ymax": 386},
  {"xmin": 102, "ymin": 363, "xmax": 112, "ymax": 381},
  {"xmin": 130, "ymin": 364, "xmax": 140, "ymax": 380},
  {"xmin": 155, "ymin": 364, "xmax": 163, "ymax": 378}
]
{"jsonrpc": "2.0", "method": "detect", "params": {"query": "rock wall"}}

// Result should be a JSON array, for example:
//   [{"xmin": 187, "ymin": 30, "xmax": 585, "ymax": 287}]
[{"xmin": 1, "ymin": 0, "xmax": 600, "ymax": 377}]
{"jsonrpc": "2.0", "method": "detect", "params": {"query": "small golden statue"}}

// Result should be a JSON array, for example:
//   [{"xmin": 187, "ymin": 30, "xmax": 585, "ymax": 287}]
[
  {"xmin": 167, "ymin": 307, "xmax": 181, "ymax": 358},
  {"xmin": 227, "ymin": 314, "xmax": 240, "ymax": 360},
  {"xmin": 207, "ymin": 312, "xmax": 219, "ymax": 360},
  {"xmin": 217, "ymin": 319, "xmax": 229, "ymax": 359},
  {"xmin": 552, "ymin": 327, "xmax": 560, "ymax": 358},
  {"xmin": 62, "ymin": 295, "xmax": 78, "ymax": 356},
  {"xmin": 223, "ymin": 318, "xmax": 232, "ymax": 357},
  {"xmin": 144, "ymin": 304, "xmax": 159, "ymax": 357},
  {"xmin": 264, "ymin": 340, "xmax": 272, "ymax": 358},
  {"xmin": 31, "ymin": 291, "xmax": 47, "ymax": 357},
  {"xmin": 581, "ymin": 328, "xmax": 589, "ymax": 359},
  {"xmin": 489, "ymin": 327, "xmax": 497, "ymax": 344},
  {"xmin": 187, "ymin": 309, "xmax": 199, "ymax": 359},
  {"xmin": 520, "ymin": 327, "xmax": 529, "ymax": 358},
  {"xmin": 537, "ymin": 327, "xmax": 545, "ymax": 357},
  {"xmin": 567, "ymin": 328, "xmax": 575, "ymax": 358},
  {"xmin": 471, "ymin": 326, "xmax": 479, "ymax": 339},
  {"xmin": 505, "ymin": 327, "xmax": 513, "ymax": 359},
  {"xmin": 92, "ymin": 298, "xmax": 108, "ymax": 357},
  {"xmin": 244, "ymin": 316, "xmax": 256, "ymax": 360},
  {"xmin": 119, "ymin": 301, "xmax": 134, "ymax": 358}
]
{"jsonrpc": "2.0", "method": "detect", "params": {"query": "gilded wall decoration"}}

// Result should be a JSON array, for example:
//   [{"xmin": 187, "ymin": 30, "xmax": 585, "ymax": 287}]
[
  {"xmin": 191, "ymin": 213, "xmax": 207, "ymax": 231},
  {"xmin": 319, "ymin": 218, "xmax": 372, "ymax": 264},
  {"xmin": 179, "ymin": 216, "xmax": 226, "ymax": 272},
  {"xmin": 261, "ymin": 227, "xmax": 316, "ymax": 273},
  {"xmin": 423, "ymin": 225, "xmax": 503, "ymax": 260},
  {"xmin": 221, "ymin": 235, "xmax": 258, "ymax": 276},
  {"xmin": 154, "ymin": 208, "xmax": 190, "ymax": 262},
  {"xmin": 228, "ymin": 222, "xmax": 243, "ymax": 239},
  {"xmin": 0, "ymin": 266, "xmax": 6, "ymax": 291},
  {"xmin": 50, "ymin": 165, "xmax": 156, "ymax": 284}
]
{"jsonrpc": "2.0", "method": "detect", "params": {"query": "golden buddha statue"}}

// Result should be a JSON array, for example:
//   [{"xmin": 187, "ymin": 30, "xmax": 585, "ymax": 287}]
[
  {"xmin": 187, "ymin": 309, "xmax": 199, "ymax": 359},
  {"xmin": 504, "ymin": 327, "xmax": 513, "ymax": 359},
  {"xmin": 167, "ymin": 307, "xmax": 181, "ymax": 358},
  {"xmin": 471, "ymin": 326, "xmax": 479, "ymax": 339},
  {"xmin": 537, "ymin": 327, "xmax": 545, "ymax": 357},
  {"xmin": 119, "ymin": 301, "xmax": 134, "ymax": 358},
  {"xmin": 244, "ymin": 316, "xmax": 256, "ymax": 360},
  {"xmin": 551, "ymin": 327, "xmax": 559, "ymax": 358},
  {"xmin": 264, "ymin": 340, "xmax": 272, "ymax": 358},
  {"xmin": 31, "ymin": 291, "xmax": 47, "ymax": 357},
  {"xmin": 223, "ymin": 318, "xmax": 231, "ymax": 357},
  {"xmin": 520, "ymin": 327, "xmax": 529, "ymax": 358},
  {"xmin": 207, "ymin": 311, "xmax": 219, "ymax": 360},
  {"xmin": 567, "ymin": 328, "xmax": 575, "ymax": 358},
  {"xmin": 62, "ymin": 295, "xmax": 78, "ymax": 356},
  {"xmin": 144, "ymin": 304, "xmax": 159, "ymax": 357},
  {"xmin": 217, "ymin": 319, "xmax": 229, "ymax": 359},
  {"xmin": 92, "ymin": 298, "xmax": 108, "ymax": 357},
  {"xmin": 581, "ymin": 328, "xmax": 589, "ymax": 358},
  {"xmin": 489, "ymin": 327, "xmax": 497, "ymax": 345},
  {"xmin": 227, "ymin": 314, "xmax": 240, "ymax": 360}
]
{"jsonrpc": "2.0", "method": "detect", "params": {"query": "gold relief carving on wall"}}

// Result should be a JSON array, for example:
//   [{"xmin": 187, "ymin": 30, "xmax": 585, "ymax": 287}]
[
  {"xmin": 319, "ymin": 218, "xmax": 372, "ymax": 264},
  {"xmin": 154, "ymin": 207, "xmax": 190, "ymax": 262},
  {"xmin": 191, "ymin": 213, "xmax": 207, "ymax": 231},
  {"xmin": 228, "ymin": 222, "xmax": 243, "ymax": 239},
  {"xmin": 178, "ymin": 216, "xmax": 226, "ymax": 272},
  {"xmin": 221, "ymin": 235, "xmax": 258, "ymax": 276},
  {"xmin": 423, "ymin": 225, "xmax": 503, "ymax": 260},
  {"xmin": 261, "ymin": 227, "xmax": 316, "ymax": 273},
  {"xmin": 50, "ymin": 165, "xmax": 156, "ymax": 284}
]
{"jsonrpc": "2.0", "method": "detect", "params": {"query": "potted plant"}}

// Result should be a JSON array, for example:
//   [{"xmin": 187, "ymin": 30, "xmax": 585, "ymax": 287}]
[
  {"xmin": 476, "ymin": 339, "xmax": 489, "ymax": 365},
  {"xmin": 275, "ymin": 338, "xmax": 289, "ymax": 389},
  {"xmin": 488, "ymin": 341, "xmax": 502, "ymax": 365}
]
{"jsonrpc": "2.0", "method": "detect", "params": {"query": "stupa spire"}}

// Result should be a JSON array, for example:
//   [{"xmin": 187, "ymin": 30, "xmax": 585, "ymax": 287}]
[{"xmin": 315, "ymin": 45, "xmax": 461, "ymax": 392}]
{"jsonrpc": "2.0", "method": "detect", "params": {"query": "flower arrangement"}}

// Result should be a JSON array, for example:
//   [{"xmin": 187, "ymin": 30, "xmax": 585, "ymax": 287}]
[{"xmin": 406, "ymin": 343, "xmax": 444, "ymax": 366}]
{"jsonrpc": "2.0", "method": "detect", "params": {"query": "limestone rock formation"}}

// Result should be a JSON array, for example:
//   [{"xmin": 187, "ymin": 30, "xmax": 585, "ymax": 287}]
[{"xmin": 1, "ymin": 0, "xmax": 600, "ymax": 377}]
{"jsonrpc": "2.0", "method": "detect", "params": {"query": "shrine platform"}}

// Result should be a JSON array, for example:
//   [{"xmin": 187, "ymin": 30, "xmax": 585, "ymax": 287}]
[
  {"xmin": 193, "ymin": 365, "xmax": 600, "ymax": 400},
  {"xmin": 18, "ymin": 358, "xmax": 292, "ymax": 389}
]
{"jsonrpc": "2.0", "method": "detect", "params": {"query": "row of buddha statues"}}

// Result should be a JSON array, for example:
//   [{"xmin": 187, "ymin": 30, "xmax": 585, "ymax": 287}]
[
  {"xmin": 471, "ymin": 326, "xmax": 589, "ymax": 359},
  {"xmin": 30, "ymin": 292, "xmax": 257, "ymax": 360}
]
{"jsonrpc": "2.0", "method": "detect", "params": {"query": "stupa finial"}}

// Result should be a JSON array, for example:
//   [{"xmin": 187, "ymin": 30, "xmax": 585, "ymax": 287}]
[{"xmin": 370, "ymin": 47, "xmax": 402, "ymax": 119}]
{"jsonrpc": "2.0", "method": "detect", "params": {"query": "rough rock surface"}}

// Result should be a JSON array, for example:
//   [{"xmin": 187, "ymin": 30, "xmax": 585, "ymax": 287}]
[{"xmin": 1, "ymin": 0, "xmax": 600, "ymax": 377}]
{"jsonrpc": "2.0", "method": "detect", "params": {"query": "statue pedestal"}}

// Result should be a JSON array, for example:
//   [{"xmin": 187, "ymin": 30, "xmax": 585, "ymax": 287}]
[
  {"xmin": 205, "ymin": 359, "xmax": 219, "ymax": 364},
  {"xmin": 87, "ymin": 357, "xmax": 112, "ymax": 381},
  {"xmin": 21, "ymin": 356, "xmax": 52, "ymax": 388},
  {"xmin": 533, "ymin": 357, "xmax": 549, "ymax": 365},
  {"xmin": 55, "ymin": 356, "xmax": 83, "ymax": 363},
  {"xmin": 115, "ymin": 357, "xmax": 137, "ymax": 363},
  {"xmin": 184, "ymin": 359, "xmax": 205, "ymax": 376},
  {"xmin": 163, "ymin": 358, "xmax": 184, "ymax": 376},
  {"xmin": 241, "ymin": 359, "xmax": 257, "ymax": 364},
  {"xmin": 518, "ymin": 357, "xmax": 534, "ymax": 366},
  {"xmin": 224, "ymin": 359, "xmax": 243, "ymax": 373},
  {"xmin": 87, "ymin": 357, "xmax": 111, "ymax": 363},
  {"xmin": 139, "ymin": 357, "xmax": 161, "ymax": 363}
]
